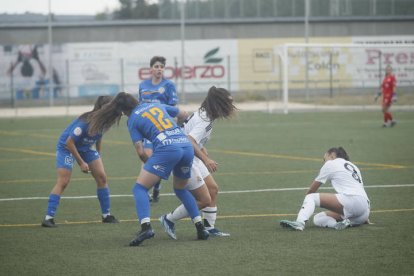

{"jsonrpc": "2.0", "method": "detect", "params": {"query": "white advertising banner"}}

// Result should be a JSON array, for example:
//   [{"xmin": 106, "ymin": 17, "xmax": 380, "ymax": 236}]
[
  {"xmin": 351, "ymin": 36, "xmax": 414, "ymax": 87},
  {"xmin": 121, "ymin": 39, "xmax": 239, "ymax": 95},
  {"xmin": 66, "ymin": 43, "xmax": 122, "ymax": 97}
]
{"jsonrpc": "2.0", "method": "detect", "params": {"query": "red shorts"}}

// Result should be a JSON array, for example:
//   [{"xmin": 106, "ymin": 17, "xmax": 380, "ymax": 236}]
[{"xmin": 383, "ymin": 97, "xmax": 392, "ymax": 107}]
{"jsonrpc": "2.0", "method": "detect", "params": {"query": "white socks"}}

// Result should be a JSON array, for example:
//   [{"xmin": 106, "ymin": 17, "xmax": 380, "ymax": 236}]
[
  {"xmin": 313, "ymin": 212, "xmax": 337, "ymax": 228},
  {"xmin": 296, "ymin": 193, "xmax": 320, "ymax": 224},
  {"xmin": 202, "ymin": 206, "xmax": 217, "ymax": 230},
  {"xmin": 166, "ymin": 204, "xmax": 189, "ymax": 223},
  {"xmin": 166, "ymin": 205, "xmax": 218, "ymax": 228}
]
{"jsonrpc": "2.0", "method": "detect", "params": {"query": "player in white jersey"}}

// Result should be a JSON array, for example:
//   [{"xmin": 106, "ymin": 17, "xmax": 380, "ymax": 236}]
[
  {"xmin": 280, "ymin": 147, "xmax": 370, "ymax": 231},
  {"xmin": 159, "ymin": 86, "xmax": 237, "ymax": 238}
]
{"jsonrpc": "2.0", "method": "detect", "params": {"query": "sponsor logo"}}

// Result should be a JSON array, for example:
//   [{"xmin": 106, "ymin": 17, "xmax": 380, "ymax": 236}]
[
  {"xmin": 153, "ymin": 165, "xmax": 166, "ymax": 173},
  {"xmin": 138, "ymin": 47, "xmax": 225, "ymax": 80},
  {"xmin": 64, "ymin": 156, "xmax": 73, "ymax": 166},
  {"xmin": 181, "ymin": 166, "xmax": 190, "ymax": 174},
  {"xmin": 82, "ymin": 137, "xmax": 95, "ymax": 144},
  {"xmin": 81, "ymin": 63, "xmax": 109, "ymax": 81},
  {"xmin": 161, "ymin": 137, "xmax": 188, "ymax": 146},
  {"xmin": 365, "ymin": 49, "xmax": 414, "ymax": 65},
  {"xmin": 165, "ymin": 128, "xmax": 182, "ymax": 136},
  {"xmin": 73, "ymin": 127, "xmax": 82, "ymax": 136},
  {"xmin": 156, "ymin": 133, "xmax": 167, "ymax": 141}
]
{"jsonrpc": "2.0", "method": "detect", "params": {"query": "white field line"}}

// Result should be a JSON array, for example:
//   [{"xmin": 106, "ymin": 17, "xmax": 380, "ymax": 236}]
[{"xmin": 0, "ymin": 184, "xmax": 413, "ymax": 202}]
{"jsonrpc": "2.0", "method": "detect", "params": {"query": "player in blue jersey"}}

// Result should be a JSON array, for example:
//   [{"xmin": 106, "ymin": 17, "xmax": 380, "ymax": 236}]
[
  {"xmin": 138, "ymin": 56, "xmax": 179, "ymax": 203},
  {"xmin": 87, "ymin": 92, "xmax": 209, "ymax": 246},
  {"xmin": 41, "ymin": 96, "xmax": 119, "ymax": 228}
]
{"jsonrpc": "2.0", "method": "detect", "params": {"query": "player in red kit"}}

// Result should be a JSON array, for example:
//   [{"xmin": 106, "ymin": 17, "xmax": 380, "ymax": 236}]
[{"xmin": 376, "ymin": 65, "xmax": 397, "ymax": 127}]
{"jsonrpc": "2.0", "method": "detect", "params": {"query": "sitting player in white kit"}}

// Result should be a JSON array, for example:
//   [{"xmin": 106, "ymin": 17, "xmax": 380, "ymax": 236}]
[{"xmin": 280, "ymin": 147, "xmax": 370, "ymax": 231}]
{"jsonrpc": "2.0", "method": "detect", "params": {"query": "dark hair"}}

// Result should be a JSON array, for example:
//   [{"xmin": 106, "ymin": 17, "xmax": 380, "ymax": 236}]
[
  {"xmin": 199, "ymin": 86, "xmax": 237, "ymax": 121},
  {"xmin": 150, "ymin": 56, "xmax": 166, "ymax": 67},
  {"xmin": 79, "ymin": 95, "xmax": 112, "ymax": 121},
  {"xmin": 87, "ymin": 92, "xmax": 138, "ymax": 135},
  {"xmin": 327, "ymin": 146, "xmax": 350, "ymax": 161}
]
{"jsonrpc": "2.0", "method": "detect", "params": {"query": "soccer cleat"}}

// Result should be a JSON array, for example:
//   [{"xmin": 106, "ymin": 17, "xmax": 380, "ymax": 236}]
[
  {"xmin": 334, "ymin": 219, "xmax": 351, "ymax": 230},
  {"xmin": 159, "ymin": 215, "xmax": 177, "ymax": 240},
  {"xmin": 207, "ymin": 228, "xmax": 230, "ymax": 237},
  {"xmin": 41, "ymin": 218, "xmax": 57, "ymax": 228},
  {"xmin": 102, "ymin": 215, "xmax": 119, "ymax": 224},
  {"xmin": 129, "ymin": 228, "xmax": 155, "ymax": 246},
  {"xmin": 280, "ymin": 220, "xmax": 305, "ymax": 231},
  {"xmin": 390, "ymin": 121, "xmax": 397, "ymax": 127},
  {"xmin": 195, "ymin": 222, "xmax": 209, "ymax": 240}
]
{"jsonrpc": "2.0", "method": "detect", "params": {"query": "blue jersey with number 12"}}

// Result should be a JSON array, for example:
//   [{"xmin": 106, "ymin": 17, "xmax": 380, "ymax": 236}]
[{"xmin": 127, "ymin": 103, "xmax": 188, "ymax": 149}]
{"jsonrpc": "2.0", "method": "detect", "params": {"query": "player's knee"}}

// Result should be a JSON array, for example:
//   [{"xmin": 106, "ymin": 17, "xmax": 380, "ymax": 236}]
[
  {"xmin": 304, "ymin": 193, "xmax": 320, "ymax": 207},
  {"xmin": 313, "ymin": 211, "xmax": 337, "ymax": 228},
  {"xmin": 313, "ymin": 212, "xmax": 326, "ymax": 227},
  {"xmin": 198, "ymin": 196, "xmax": 211, "ymax": 209},
  {"xmin": 94, "ymin": 174, "xmax": 107, "ymax": 187},
  {"xmin": 208, "ymin": 184, "xmax": 219, "ymax": 199}
]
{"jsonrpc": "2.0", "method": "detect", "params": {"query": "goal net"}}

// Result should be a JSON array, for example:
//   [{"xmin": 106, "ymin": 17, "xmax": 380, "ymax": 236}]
[{"xmin": 274, "ymin": 43, "xmax": 414, "ymax": 113}]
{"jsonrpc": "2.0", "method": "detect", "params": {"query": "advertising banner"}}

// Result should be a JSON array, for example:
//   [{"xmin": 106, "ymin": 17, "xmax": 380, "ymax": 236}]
[{"xmin": 121, "ymin": 39, "xmax": 238, "ymax": 95}]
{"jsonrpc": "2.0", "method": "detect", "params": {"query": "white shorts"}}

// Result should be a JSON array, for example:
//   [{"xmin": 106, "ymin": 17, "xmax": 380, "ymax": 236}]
[
  {"xmin": 185, "ymin": 157, "xmax": 210, "ymax": 191},
  {"xmin": 336, "ymin": 194, "xmax": 370, "ymax": 225}
]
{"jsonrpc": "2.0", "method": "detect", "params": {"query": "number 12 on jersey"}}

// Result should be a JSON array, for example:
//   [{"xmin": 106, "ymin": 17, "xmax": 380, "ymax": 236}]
[{"xmin": 142, "ymin": 107, "xmax": 173, "ymax": 131}]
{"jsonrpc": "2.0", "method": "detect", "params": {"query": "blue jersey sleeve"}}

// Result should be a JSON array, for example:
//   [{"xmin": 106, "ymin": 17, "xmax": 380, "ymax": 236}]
[
  {"xmin": 165, "ymin": 105, "xmax": 179, "ymax": 118},
  {"xmin": 68, "ymin": 120, "xmax": 88, "ymax": 143},
  {"xmin": 128, "ymin": 118, "xmax": 143, "ymax": 144},
  {"xmin": 165, "ymin": 81, "xmax": 178, "ymax": 105}
]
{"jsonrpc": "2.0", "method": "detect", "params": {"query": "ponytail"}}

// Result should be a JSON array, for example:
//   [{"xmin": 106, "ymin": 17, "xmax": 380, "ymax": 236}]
[
  {"xmin": 87, "ymin": 92, "xmax": 138, "ymax": 136},
  {"xmin": 79, "ymin": 95, "xmax": 113, "ymax": 121}
]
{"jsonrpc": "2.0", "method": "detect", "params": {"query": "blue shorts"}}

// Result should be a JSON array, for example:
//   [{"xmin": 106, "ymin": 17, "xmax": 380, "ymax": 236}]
[
  {"xmin": 144, "ymin": 144, "xmax": 194, "ymax": 180},
  {"xmin": 56, "ymin": 148, "xmax": 100, "ymax": 170}
]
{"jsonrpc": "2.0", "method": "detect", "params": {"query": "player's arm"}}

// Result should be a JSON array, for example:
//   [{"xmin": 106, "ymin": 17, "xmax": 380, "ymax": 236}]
[
  {"xmin": 391, "ymin": 76, "xmax": 397, "ymax": 102},
  {"xmin": 305, "ymin": 180, "xmax": 322, "ymax": 195},
  {"xmin": 176, "ymin": 109, "xmax": 189, "ymax": 126},
  {"xmin": 188, "ymin": 135, "xmax": 218, "ymax": 173},
  {"xmin": 65, "ymin": 137, "xmax": 89, "ymax": 173},
  {"xmin": 166, "ymin": 82, "xmax": 178, "ymax": 106},
  {"xmin": 165, "ymin": 105, "xmax": 188, "ymax": 125},
  {"xmin": 134, "ymin": 140, "xmax": 148, "ymax": 163}
]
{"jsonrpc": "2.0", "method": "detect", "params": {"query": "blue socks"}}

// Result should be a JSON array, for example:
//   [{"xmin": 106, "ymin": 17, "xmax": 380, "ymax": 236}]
[
  {"xmin": 97, "ymin": 187, "xmax": 111, "ymax": 215},
  {"xmin": 46, "ymin": 194, "xmax": 61, "ymax": 217},
  {"xmin": 174, "ymin": 188, "xmax": 201, "ymax": 221},
  {"xmin": 132, "ymin": 183, "xmax": 151, "ymax": 223}
]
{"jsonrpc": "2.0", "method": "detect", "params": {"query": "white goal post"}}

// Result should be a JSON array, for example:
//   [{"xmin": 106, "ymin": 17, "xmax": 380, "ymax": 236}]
[{"xmin": 275, "ymin": 43, "xmax": 414, "ymax": 114}]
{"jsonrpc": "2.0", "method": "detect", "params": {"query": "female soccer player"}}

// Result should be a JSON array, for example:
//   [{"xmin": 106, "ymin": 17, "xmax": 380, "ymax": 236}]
[
  {"xmin": 87, "ymin": 92, "xmax": 209, "ymax": 246},
  {"xmin": 159, "ymin": 86, "xmax": 237, "ymax": 239},
  {"xmin": 376, "ymin": 65, "xmax": 397, "ymax": 127},
  {"xmin": 138, "ymin": 56, "xmax": 178, "ymax": 202},
  {"xmin": 280, "ymin": 147, "xmax": 370, "ymax": 231},
  {"xmin": 41, "ymin": 95, "xmax": 119, "ymax": 228}
]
